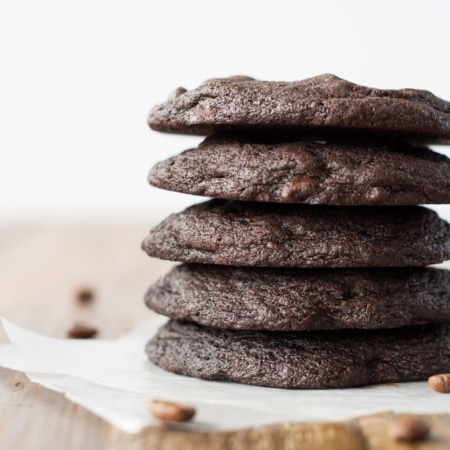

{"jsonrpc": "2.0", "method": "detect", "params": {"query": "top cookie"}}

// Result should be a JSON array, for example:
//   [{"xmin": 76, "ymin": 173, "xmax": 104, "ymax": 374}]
[{"xmin": 148, "ymin": 74, "xmax": 450, "ymax": 143}]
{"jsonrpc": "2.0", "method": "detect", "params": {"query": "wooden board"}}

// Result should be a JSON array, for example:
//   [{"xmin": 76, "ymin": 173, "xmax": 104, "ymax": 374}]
[{"xmin": 0, "ymin": 226, "xmax": 449, "ymax": 450}]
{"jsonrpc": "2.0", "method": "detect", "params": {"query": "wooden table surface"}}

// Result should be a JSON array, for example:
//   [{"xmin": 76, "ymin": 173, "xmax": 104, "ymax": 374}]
[{"xmin": 1, "ymin": 226, "xmax": 450, "ymax": 450}]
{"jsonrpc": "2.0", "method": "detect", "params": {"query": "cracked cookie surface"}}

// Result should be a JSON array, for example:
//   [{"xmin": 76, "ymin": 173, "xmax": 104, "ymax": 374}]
[
  {"xmin": 145, "ymin": 264, "xmax": 450, "ymax": 331},
  {"xmin": 149, "ymin": 135, "xmax": 450, "ymax": 205},
  {"xmin": 148, "ymin": 74, "xmax": 450, "ymax": 143},
  {"xmin": 146, "ymin": 320, "xmax": 450, "ymax": 388},
  {"xmin": 141, "ymin": 200, "xmax": 450, "ymax": 268}
]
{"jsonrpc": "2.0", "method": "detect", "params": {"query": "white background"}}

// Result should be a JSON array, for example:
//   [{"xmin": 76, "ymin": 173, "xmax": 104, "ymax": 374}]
[{"xmin": 1, "ymin": 0, "xmax": 450, "ymax": 224}]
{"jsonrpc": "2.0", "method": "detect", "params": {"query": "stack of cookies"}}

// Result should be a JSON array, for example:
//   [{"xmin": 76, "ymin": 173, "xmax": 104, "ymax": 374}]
[{"xmin": 143, "ymin": 74, "xmax": 450, "ymax": 388}]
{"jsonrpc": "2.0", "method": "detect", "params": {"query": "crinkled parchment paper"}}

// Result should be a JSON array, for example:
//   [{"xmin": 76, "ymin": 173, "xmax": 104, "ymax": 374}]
[{"xmin": 0, "ymin": 316, "xmax": 448, "ymax": 434}]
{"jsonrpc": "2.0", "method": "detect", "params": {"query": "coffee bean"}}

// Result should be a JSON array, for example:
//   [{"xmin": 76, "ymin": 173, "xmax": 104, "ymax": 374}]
[
  {"xmin": 67, "ymin": 323, "xmax": 98, "ymax": 339},
  {"xmin": 149, "ymin": 399, "xmax": 196, "ymax": 422},
  {"xmin": 428, "ymin": 373, "xmax": 450, "ymax": 393},
  {"xmin": 388, "ymin": 416, "xmax": 429, "ymax": 442},
  {"xmin": 75, "ymin": 287, "xmax": 95, "ymax": 305}
]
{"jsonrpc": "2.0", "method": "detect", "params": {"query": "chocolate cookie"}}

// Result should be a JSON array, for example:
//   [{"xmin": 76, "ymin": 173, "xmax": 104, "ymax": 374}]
[
  {"xmin": 141, "ymin": 200, "xmax": 450, "ymax": 268},
  {"xmin": 148, "ymin": 74, "xmax": 450, "ymax": 143},
  {"xmin": 145, "ymin": 264, "xmax": 450, "ymax": 331},
  {"xmin": 149, "ymin": 135, "xmax": 450, "ymax": 205},
  {"xmin": 147, "ymin": 320, "xmax": 450, "ymax": 389}
]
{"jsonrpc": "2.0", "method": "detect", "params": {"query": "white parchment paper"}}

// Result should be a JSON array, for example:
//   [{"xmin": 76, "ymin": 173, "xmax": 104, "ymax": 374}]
[{"xmin": 0, "ymin": 315, "xmax": 448, "ymax": 434}]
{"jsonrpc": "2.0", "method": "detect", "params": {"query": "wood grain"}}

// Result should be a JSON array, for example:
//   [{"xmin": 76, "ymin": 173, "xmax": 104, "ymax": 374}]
[{"xmin": 0, "ymin": 226, "xmax": 449, "ymax": 450}]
